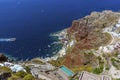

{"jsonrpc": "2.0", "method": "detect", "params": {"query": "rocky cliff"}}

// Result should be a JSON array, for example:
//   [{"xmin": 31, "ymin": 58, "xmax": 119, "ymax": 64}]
[
  {"xmin": 68, "ymin": 10, "xmax": 120, "ymax": 49},
  {"xmin": 62, "ymin": 10, "xmax": 120, "ymax": 68}
]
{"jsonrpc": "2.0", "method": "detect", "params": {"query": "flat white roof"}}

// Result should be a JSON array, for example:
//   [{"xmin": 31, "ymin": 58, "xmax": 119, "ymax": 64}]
[
  {"xmin": 79, "ymin": 71, "xmax": 111, "ymax": 80},
  {"xmin": 79, "ymin": 72, "xmax": 101, "ymax": 80}
]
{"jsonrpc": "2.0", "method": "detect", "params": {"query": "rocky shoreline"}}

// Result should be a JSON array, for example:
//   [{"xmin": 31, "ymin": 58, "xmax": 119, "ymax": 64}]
[{"xmin": 42, "ymin": 29, "xmax": 69, "ymax": 61}]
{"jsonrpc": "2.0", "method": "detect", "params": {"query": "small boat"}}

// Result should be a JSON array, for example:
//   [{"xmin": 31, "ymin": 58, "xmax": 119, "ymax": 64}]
[{"xmin": 0, "ymin": 38, "xmax": 16, "ymax": 42}]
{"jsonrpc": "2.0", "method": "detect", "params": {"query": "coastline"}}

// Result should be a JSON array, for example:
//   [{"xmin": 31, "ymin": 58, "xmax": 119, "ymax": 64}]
[
  {"xmin": 0, "ymin": 29, "xmax": 69, "ymax": 62},
  {"xmin": 2, "ymin": 53, "xmax": 17, "ymax": 61},
  {"xmin": 41, "ymin": 29, "xmax": 68, "ymax": 62}
]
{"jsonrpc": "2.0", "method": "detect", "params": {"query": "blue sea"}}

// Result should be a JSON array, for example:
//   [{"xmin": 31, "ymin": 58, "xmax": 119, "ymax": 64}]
[{"xmin": 0, "ymin": 0, "xmax": 120, "ymax": 60}]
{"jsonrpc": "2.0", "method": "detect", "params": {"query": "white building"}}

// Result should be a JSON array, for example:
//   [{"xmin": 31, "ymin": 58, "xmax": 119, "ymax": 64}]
[
  {"xmin": 0, "ymin": 63, "xmax": 4, "ymax": 66},
  {"xmin": 4, "ymin": 62, "xmax": 13, "ymax": 67},
  {"xmin": 10, "ymin": 64, "xmax": 26, "ymax": 72}
]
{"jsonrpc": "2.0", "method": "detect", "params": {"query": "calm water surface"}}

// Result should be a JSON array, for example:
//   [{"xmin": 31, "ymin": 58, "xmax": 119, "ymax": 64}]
[{"xmin": 0, "ymin": 0, "xmax": 120, "ymax": 60}]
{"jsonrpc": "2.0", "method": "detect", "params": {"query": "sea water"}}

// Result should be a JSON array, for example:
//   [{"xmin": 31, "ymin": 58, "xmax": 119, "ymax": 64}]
[{"xmin": 0, "ymin": 0, "xmax": 120, "ymax": 60}]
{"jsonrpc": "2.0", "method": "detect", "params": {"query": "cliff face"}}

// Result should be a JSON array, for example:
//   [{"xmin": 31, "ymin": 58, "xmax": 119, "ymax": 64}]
[
  {"xmin": 68, "ymin": 11, "xmax": 120, "ymax": 49},
  {"xmin": 63, "ymin": 11, "xmax": 120, "ymax": 68}
]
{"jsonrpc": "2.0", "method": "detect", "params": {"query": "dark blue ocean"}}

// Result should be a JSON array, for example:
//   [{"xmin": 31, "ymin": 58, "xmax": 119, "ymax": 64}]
[{"xmin": 0, "ymin": 0, "xmax": 120, "ymax": 60}]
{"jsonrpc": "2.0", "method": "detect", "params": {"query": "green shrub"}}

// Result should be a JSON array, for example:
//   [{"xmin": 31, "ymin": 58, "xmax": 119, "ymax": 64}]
[
  {"xmin": 15, "ymin": 71, "xmax": 27, "ymax": 78},
  {"xmin": 8, "ymin": 75, "xmax": 20, "ymax": 80},
  {"xmin": 93, "ymin": 67, "xmax": 103, "ymax": 74},
  {"xmin": 0, "ymin": 66, "xmax": 12, "ymax": 73},
  {"xmin": 48, "ymin": 57, "xmax": 64, "ymax": 67},
  {"xmin": 23, "ymin": 74, "xmax": 34, "ymax": 80},
  {"xmin": 71, "ymin": 66, "xmax": 93, "ymax": 72}
]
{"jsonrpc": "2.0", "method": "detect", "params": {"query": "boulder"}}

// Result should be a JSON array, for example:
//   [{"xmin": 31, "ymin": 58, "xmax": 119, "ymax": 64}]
[{"xmin": 0, "ymin": 54, "xmax": 8, "ymax": 62}]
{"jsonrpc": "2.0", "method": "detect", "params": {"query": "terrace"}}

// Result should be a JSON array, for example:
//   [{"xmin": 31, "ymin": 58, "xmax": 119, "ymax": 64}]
[
  {"xmin": 79, "ymin": 71, "xmax": 111, "ymax": 80},
  {"xmin": 30, "ymin": 65, "xmax": 75, "ymax": 80}
]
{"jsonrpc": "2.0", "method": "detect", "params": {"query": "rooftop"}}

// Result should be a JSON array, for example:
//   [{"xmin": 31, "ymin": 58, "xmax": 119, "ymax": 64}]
[{"xmin": 79, "ymin": 71, "xmax": 111, "ymax": 80}]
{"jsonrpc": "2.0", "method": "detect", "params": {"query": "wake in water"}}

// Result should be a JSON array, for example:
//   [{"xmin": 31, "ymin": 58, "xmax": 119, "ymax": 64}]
[{"xmin": 0, "ymin": 38, "xmax": 16, "ymax": 42}]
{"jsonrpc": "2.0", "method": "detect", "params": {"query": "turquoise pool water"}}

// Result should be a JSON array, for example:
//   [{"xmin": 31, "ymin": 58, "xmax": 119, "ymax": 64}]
[{"xmin": 60, "ymin": 66, "xmax": 74, "ymax": 76}]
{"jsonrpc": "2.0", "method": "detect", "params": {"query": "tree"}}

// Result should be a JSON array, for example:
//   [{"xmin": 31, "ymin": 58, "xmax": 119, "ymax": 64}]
[
  {"xmin": 0, "ymin": 66, "xmax": 12, "ymax": 73},
  {"xmin": 93, "ymin": 67, "xmax": 103, "ymax": 74}
]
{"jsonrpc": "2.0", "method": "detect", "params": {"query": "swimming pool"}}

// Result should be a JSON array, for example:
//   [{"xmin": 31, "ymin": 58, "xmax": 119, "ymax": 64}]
[{"xmin": 60, "ymin": 66, "xmax": 74, "ymax": 76}]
